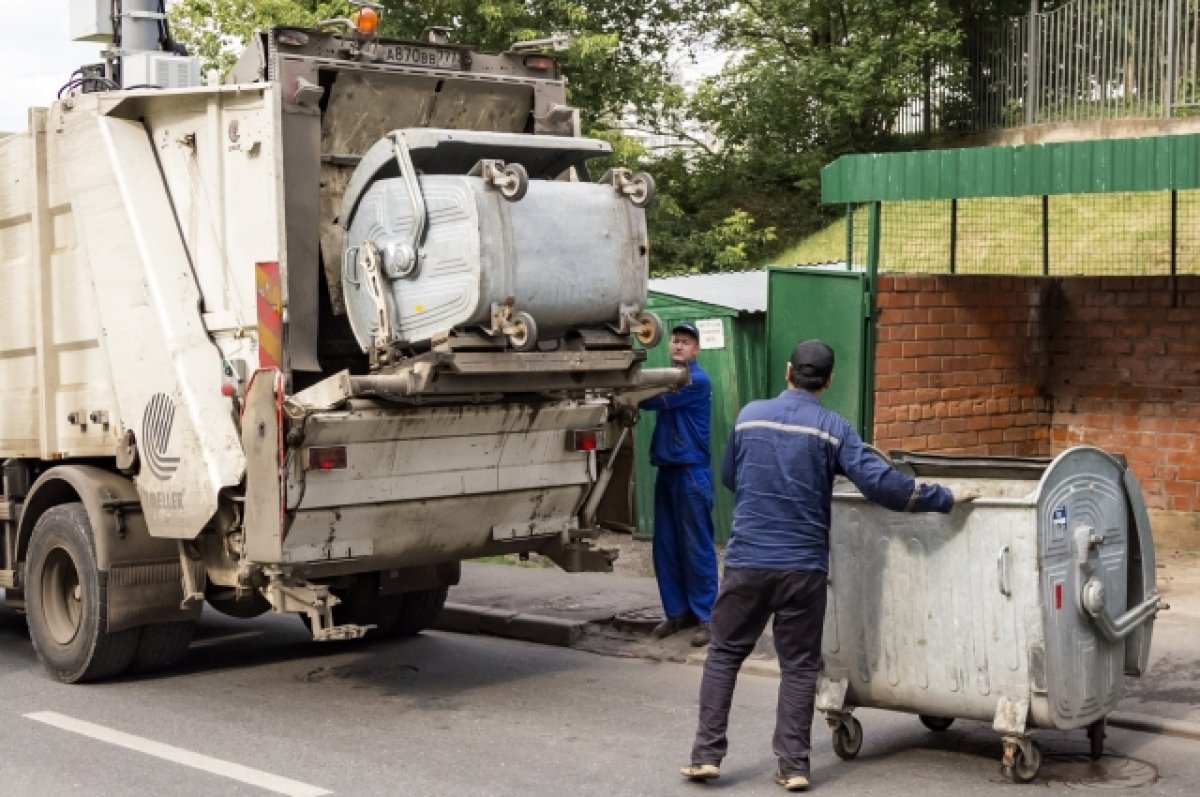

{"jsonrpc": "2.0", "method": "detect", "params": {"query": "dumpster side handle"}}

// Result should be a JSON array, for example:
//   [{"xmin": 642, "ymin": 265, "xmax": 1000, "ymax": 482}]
[{"xmin": 997, "ymin": 545, "xmax": 1012, "ymax": 596}]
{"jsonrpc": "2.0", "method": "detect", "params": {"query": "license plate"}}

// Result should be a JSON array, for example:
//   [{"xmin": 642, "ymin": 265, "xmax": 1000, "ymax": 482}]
[{"xmin": 378, "ymin": 45, "xmax": 461, "ymax": 70}]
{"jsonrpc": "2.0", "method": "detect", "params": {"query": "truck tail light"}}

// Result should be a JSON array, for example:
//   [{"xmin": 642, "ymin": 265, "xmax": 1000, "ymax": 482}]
[
  {"xmin": 309, "ymin": 446, "xmax": 348, "ymax": 471},
  {"xmin": 567, "ymin": 428, "xmax": 606, "ymax": 452},
  {"xmin": 524, "ymin": 56, "xmax": 555, "ymax": 73}
]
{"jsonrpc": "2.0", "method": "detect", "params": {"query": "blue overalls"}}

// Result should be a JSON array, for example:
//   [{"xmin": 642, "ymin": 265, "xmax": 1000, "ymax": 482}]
[{"xmin": 640, "ymin": 360, "xmax": 719, "ymax": 622}]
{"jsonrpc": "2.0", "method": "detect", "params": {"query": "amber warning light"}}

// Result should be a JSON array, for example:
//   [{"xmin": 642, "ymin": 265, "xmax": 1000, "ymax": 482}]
[
  {"xmin": 309, "ymin": 446, "xmax": 348, "ymax": 471},
  {"xmin": 353, "ymin": 6, "xmax": 380, "ymax": 35}
]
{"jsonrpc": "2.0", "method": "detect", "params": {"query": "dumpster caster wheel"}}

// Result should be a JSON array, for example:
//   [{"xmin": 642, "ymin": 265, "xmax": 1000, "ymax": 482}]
[
  {"xmin": 633, "ymin": 311, "xmax": 663, "ymax": 348},
  {"xmin": 919, "ymin": 715, "xmax": 955, "ymax": 732},
  {"xmin": 1088, "ymin": 719, "xmax": 1106, "ymax": 760},
  {"xmin": 505, "ymin": 311, "xmax": 539, "ymax": 352},
  {"xmin": 832, "ymin": 716, "xmax": 863, "ymax": 760},
  {"xmin": 626, "ymin": 172, "xmax": 657, "ymax": 208},
  {"xmin": 498, "ymin": 163, "xmax": 529, "ymax": 201},
  {"xmin": 1002, "ymin": 740, "xmax": 1041, "ymax": 784}
]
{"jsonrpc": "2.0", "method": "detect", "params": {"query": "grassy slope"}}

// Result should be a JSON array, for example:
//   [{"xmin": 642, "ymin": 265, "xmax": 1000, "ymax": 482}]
[{"xmin": 770, "ymin": 194, "xmax": 1193, "ymax": 275}]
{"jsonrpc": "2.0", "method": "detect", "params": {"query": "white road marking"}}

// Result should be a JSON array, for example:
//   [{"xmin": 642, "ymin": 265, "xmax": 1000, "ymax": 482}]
[{"xmin": 24, "ymin": 711, "xmax": 331, "ymax": 797}]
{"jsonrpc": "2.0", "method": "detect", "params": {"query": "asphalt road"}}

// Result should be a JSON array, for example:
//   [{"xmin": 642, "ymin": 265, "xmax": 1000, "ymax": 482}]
[{"xmin": 0, "ymin": 603, "xmax": 1197, "ymax": 796}]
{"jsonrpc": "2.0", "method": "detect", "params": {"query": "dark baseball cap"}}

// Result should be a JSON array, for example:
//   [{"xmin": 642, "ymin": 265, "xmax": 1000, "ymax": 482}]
[
  {"xmin": 671, "ymin": 322, "xmax": 700, "ymax": 341},
  {"xmin": 790, "ymin": 339, "xmax": 834, "ymax": 380}
]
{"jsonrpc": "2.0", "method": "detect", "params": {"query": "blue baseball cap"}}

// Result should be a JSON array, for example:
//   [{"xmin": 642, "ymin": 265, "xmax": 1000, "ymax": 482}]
[{"xmin": 671, "ymin": 322, "xmax": 700, "ymax": 341}]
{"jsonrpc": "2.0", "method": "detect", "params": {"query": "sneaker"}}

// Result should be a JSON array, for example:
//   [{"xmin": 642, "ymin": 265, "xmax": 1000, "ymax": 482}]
[
  {"xmin": 680, "ymin": 762, "xmax": 720, "ymax": 782},
  {"xmin": 774, "ymin": 768, "xmax": 810, "ymax": 792},
  {"xmin": 652, "ymin": 616, "xmax": 691, "ymax": 638},
  {"xmin": 690, "ymin": 622, "xmax": 711, "ymax": 647}
]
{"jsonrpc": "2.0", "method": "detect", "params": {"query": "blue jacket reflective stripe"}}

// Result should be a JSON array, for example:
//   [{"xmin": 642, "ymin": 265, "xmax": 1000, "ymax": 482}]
[
  {"xmin": 722, "ymin": 390, "xmax": 952, "ymax": 572},
  {"xmin": 639, "ymin": 360, "xmax": 711, "ymax": 467}
]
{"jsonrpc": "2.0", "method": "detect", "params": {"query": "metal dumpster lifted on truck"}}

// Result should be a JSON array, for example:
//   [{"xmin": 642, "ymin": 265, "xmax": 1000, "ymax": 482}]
[{"xmin": 0, "ymin": 0, "xmax": 680, "ymax": 683}]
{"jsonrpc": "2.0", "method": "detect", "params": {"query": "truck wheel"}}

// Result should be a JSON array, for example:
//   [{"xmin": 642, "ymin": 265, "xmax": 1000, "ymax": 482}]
[
  {"xmin": 25, "ymin": 503, "xmax": 139, "ymax": 683},
  {"xmin": 380, "ymin": 585, "xmax": 449, "ymax": 638},
  {"xmin": 332, "ymin": 574, "xmax": 405, "ymax": 634},
  {"xmin": 130, "ymin": 622, "xmax": 195, "ymax": 674},
  {"xmin": 206, "ymin": 586, "xmax": 271, "ymax": 619},
  {"xmin": 298, "ymin": 574, "xmax": 403, "ymax": 639}
]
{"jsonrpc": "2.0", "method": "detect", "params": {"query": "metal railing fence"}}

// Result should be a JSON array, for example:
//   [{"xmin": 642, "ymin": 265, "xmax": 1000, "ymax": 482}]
[{"xmin": 893, "ymin": 0, "xmax": 1200, "ymax": 135}]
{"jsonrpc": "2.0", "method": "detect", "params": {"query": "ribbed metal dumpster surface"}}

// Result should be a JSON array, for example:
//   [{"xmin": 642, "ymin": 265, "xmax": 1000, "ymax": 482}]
[{"xmin": 817, "ymin": 446, "xmax": 1161, "ymax": 782}]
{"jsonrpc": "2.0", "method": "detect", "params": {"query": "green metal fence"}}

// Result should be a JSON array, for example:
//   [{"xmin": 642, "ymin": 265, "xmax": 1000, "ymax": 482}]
[{"xmin": 831, "ymin": 134, "xmax": 1200, "ymax": 277}]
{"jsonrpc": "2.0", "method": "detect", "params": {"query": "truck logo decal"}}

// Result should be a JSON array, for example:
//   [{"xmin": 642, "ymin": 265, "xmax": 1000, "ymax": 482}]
[{"xmin": 143, "ymin": 393, "xmax": 181, "ymax": 480}]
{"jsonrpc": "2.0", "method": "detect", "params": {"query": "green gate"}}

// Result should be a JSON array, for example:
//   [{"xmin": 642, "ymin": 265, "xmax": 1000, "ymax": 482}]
[
  {"xmin": 632, "ymin": 293, "xmax": 767, "ymax": 544},
  {"xmin": 766, "ymin": 267, "xmax": 873, "ymax": 439}
]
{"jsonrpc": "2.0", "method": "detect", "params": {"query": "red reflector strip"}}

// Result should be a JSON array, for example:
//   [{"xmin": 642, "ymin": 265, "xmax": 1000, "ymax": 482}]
[
  {"xmin": 1055, "ymin": 582, "xmax": 1063, "ymax": 610},
  {"xmin": 308, "ymin": 446, "xmax": 348, "ymax": 471},
  {"xmin": 255, "ymin": 261, "xmax": 283, "ymax": 371}
]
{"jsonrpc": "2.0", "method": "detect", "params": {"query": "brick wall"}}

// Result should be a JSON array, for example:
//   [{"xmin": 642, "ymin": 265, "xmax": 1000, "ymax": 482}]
[
  {"xmin": 873, "ymin": 274, "xmax": 1200, "ymax": 513},
  {"xmin": 874, "ymin": 275, "xmax": 1053, "ymax": 457},
  {"xmin": 1047, "ymin": 277, "xmax": 1200, "ymax": 512}
]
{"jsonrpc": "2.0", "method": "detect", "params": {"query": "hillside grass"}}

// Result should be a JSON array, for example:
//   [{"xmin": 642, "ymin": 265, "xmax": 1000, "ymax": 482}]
[{"xmin": 771, "ymin": 193, "xmax": 1196, "ymax": 275}]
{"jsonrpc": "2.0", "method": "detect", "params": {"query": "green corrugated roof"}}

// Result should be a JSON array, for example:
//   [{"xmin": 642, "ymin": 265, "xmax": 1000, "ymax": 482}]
[{"xmin": 821, "ymin": 134, "xmax": 1200, "ymax": 204}]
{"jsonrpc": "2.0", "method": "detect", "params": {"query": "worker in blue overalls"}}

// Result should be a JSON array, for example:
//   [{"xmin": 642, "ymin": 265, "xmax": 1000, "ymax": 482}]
[{"xmin": 639, "ymin": 322, "xmax": 718, "ymax": 648}]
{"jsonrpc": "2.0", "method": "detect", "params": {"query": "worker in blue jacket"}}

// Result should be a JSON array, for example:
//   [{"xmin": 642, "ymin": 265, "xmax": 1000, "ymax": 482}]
[
  {"xmin": 639, "ymin": 322, "xmax": 718, "ymax": 648},
  {"xmin": 680, "ymin": 339, "xmax": 976, "ymax": 792}
]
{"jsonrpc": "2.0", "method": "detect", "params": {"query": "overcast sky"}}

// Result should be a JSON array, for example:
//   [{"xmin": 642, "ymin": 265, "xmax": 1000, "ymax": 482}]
[{"xmin": 0, "ymin": 0, "xmax": 108, "ymax": 131}]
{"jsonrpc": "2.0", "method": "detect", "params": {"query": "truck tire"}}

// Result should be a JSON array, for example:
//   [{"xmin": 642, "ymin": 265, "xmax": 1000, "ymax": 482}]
[
  {"xmin": 298, "ymin": 574, "xmax": 403, "ymax": 639},
  {"xmin": 130, "ymin": 621, "xmax": 195, "ymax": 674},
  {"xmin": 206, "ymin": 586, "xmax": 272, "ymax": 619},
  {"xmin": 331, "ymin": 575, "xmax": 404, "ymax": 633},
  {"xmin": 25, "ymin": 503, "xmax": 139, "ymax": 683},
  {"xmin": 381, "ymin": 585, "xmax": 449, "ymax": 638}
]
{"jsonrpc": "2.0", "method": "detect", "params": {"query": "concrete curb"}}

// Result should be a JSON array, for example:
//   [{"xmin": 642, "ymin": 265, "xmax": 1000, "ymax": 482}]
[
  {"xmin": 686, "ymin": 649, "xmax": 781, "ymax": 678},
  {"xmin": 433, "ymin": 602, "xmax": 586, "ymax": 647},
  {"xmin": 1108, "ymin": 711, "xmax": 1200, "ymax": 742}
]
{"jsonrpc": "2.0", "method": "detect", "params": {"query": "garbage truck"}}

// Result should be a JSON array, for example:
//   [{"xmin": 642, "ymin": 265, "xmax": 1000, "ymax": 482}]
[{"xmin": 0, "ymin": 1, "xmax": 681, "ymax": 682}]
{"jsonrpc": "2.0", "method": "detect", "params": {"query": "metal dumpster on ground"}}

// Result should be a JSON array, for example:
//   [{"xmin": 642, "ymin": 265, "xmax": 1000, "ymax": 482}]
[{"xmin": 817, "ymin": 446, "xmax": 1162, "ymax": 783}]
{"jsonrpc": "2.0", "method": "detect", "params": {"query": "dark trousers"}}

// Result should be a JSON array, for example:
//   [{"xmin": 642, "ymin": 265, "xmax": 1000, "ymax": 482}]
[
  {"xmin": 690, "ymin": 567, "xmax": 827, "ymax": 777},
  {"xmin": 652, "ymin": 466, "xmax": 718, "ymax": 622}
]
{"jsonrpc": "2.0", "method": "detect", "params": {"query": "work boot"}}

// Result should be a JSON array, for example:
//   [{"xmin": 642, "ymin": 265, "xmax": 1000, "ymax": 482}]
[
  {"xmin": 652, "ymin": 616, "xmax": 689, "ymax": 638},
  {"xmin": 690, "ymin": 622, "xmax": 711, "ymax": 647},
  {"xmin": 680, "ymin": 762, "xmax": 720, "ymax": 782},
  {"xmin": 774, "ymin": 768, "xmax": 810, "ymax": 792}
]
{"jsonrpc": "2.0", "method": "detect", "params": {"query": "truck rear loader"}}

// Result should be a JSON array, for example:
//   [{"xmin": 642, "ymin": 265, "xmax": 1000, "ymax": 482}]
[{"xmin": 0, "ymin": 1, "xmax": 680, "ymax": 682}]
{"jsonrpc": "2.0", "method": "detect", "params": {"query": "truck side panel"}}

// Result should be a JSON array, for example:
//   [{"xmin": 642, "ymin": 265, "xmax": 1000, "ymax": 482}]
[
  {"xmin": 0, "ymin": 109, "xmax": 113, "ymax": 459},
  {"xmin": 56, "ymin": 92, "xmax": 271, "ymax": 536}
]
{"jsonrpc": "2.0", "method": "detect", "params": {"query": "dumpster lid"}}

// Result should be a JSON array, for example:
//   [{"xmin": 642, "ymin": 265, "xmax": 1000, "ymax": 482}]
[{"xmin": 888, "ymin": 451, "xmax": 1050, "ymax": 480}]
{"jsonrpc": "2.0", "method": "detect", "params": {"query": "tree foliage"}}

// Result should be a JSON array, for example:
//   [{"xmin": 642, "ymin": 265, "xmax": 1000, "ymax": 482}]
[{"xmin": 169, "ymin": 1, "xmax": 350, "ymax": 75}]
